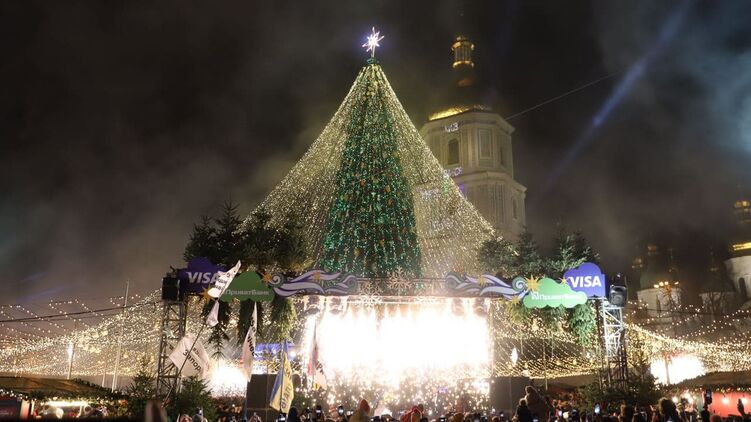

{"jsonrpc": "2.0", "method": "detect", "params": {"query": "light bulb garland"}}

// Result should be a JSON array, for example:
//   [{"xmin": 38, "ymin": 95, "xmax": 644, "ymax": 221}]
[{"xmin": 243, "ymin": 61, "xmax": 494, "ymax": 278}]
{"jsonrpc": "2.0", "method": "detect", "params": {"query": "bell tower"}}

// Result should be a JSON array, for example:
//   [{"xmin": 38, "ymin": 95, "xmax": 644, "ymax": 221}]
[{"xmin": 419, "ymin": 35, "xmax": 527, "ymax": 240}]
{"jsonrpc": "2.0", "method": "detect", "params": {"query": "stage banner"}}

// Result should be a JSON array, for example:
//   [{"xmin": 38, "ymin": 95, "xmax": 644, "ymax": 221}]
[
  {"xmin": 523, "ymin": 277, "xmax": 588, "ymax": 309},
  {"xmin": 563, "ymin": 262, "xmax": 607, "ymax": 298},
  {"xmin": 168, "ymin": 334, "xmax": 211, "ymax": 379},
  {"xmin": 178, "ymin": 257, "xmax": 225, "ymax": 294},
  {"xmin": 220, "ymin": 271, "xmax": 274, "ymax": 302},
  {"xmin": 240, "ymin": 302, "xmax": 257, "ymax": 381}
]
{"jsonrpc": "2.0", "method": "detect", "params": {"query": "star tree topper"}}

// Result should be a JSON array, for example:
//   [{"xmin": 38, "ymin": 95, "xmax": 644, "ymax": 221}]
[{"xmin": 362, "ymin": 27, "xmax": 385, "ymax": 58}]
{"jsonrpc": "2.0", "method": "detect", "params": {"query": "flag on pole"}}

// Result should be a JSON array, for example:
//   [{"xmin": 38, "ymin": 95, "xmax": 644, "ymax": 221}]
[
  {"xmin": 168, "ymin": 334, "xmax": 211, "ymax": 379},
  {"xmin": 307, "ymin": 324, "xmax": 327, "ymax": 390},
  {"xmin": 269, "ymin": 342, "xmax": 294, "ymax": 414},
  {"xmin": 240, "ymin": 302, "xmax": 257, "ymax": 381},
  {"xmin": 206, "ymin": 301, "xmax": 221, "ymax": 327},
  {"xmin": 208, "ymin": 260, "xmax": 242, "ymax": 299}
]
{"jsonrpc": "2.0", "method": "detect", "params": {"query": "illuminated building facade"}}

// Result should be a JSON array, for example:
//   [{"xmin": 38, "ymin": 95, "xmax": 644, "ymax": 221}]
[
  {"xmin": 633, "ymin": 244, "xmax": 683, "ymax": 334},
  {"xmin": 419, "ymin": 35, "xmax": 527, "ymax": 240},
  {"xmin": 724, "ymin": 196, "xmax": 751, "ymax": 306}
]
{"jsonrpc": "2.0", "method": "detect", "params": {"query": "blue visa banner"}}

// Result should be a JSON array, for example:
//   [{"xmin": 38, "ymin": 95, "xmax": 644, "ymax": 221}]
[
  {"xmin": 563, "ymin": 262, "xmax": 606, "ymax": 298},
  {"xmin": 178, "ymin": 257, "xmax": 226, "ymax": 294}
]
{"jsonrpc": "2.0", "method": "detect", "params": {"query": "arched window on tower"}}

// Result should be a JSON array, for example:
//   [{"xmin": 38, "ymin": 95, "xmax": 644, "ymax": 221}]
[
  {"xmin": 447, "ymin": 139, "xmax": 459, "ymax": 166},
  {"xmin": 740, "ymin": 278, "xmax": 748, "ymax": 299}
]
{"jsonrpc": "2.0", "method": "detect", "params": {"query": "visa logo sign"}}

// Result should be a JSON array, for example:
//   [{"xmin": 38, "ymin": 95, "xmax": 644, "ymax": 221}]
[
  {"xmin": 186, "ymin": 272, "xmax": 219, "ymax": 285},
  {"xmin": 562, "ymin": 262, "xmax": 607, "ymax": 298},
  {"xmin": 567, "ymin": 275, "xmax": 603, "ymax": 288}
]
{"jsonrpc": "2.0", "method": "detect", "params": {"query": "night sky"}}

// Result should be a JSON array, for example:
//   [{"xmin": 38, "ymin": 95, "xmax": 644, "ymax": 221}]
[{"xmin": 2, "ymin": 0, "xmax": 751, "ymax": 303}]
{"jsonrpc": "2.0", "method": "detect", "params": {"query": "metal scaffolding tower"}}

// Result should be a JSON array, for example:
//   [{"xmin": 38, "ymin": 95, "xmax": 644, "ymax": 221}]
[
  {"xmin": 601, "ymin": 301, "xmax": 628, "ymax": 389},
  {"xmin": 155, "ymin": 299, "xmax": 187, "ymax": 399}
]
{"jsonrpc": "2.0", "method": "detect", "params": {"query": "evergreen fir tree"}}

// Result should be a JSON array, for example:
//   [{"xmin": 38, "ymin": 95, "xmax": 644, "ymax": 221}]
[
  {"xmin": 184, "ymin": 215, "xmax": 219, "ymax": 264},
  {"xmin": 548, "ymin": 228, "xmax": 599, "ymax": 277},
  {"xmin": 265, "ymin": 294, "xmax": 297, "ymax": 343},
  {"xmin": 205, "ymin": 300, "xmax": 231, "ymax": 358},
  {"xmin": 548, "ymin": 230, "xmax": 585, "ymax": 278},
  {"xmin": 514, "ymin": 231, "xmax": 547, "ymax": 277},
  {"xmin": 274, "ymin": 218, "xmax": 310, "ymax": 273},
  {"xmin": 478, "ymin": 236, "xmax": 517, "ymax": 278},
  {"xmin": 242, "ymin": 208, "xmax": 279, "ymax": 272},
  {"xmin": 214, "ymin": 201, "xmax": 245, "ymax": 267},
  {"xmin": 569, "ymin": 303, "xmax": 597, "ymax": 345},
  {"xmin": 573, "ymin": 231, "xmax": 599, "ymax": 263},
  {"xmin": 321, "ymin": 62, "xmax": 421, "ymax": 277},
  {"xmin": 125, "ymin": 356, "xmax": 156, "ymax": 419},
  {"xmin": 169, "ymin": 376, "xmax": 217, "ymax": 421},
  {"xmin": 184, "ymin": 204, "xmax": 308, "ymax": 354}
]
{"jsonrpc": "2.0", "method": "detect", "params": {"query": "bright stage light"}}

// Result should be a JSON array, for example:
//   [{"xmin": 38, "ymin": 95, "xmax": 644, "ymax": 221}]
[
  {"xmin": 45, "ymin": 400, "xmax": 89, "ymax": 408},
  {"xmin": 650, "ymin": 354, "xmax": 705, "ymax": 385},
  {"xmin": 207, "ymin": 360, "xmax": 247, "ymax": 397},
  {"xmin": 302, "ymin": 298, "xmax": 491, "ymax": 409}
]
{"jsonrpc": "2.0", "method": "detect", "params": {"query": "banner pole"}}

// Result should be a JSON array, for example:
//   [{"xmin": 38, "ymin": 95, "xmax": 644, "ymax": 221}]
[
  {"xmin": 280, "ymin": 341, "xmax": 286, "ymax": 415},
  {"xmin": 111, "ymin": 280, "xmax": 129, "ymax": 391},
  {"xmin": 243, "ymin": 302, "xmax": 257, "ymax": 420}
]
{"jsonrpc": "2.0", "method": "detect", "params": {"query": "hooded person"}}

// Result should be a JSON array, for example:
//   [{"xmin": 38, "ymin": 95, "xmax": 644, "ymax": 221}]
[
  {"xmin": 400, "ymin": 406, "xmax": 422, "ymax": 422},
  {"xmin": 349, "ymin": 400, "xmax": 371, "ymax": 422},
  {"xmin": 523, "ymin": 386, "xmax": 551, "ymax": 420}
]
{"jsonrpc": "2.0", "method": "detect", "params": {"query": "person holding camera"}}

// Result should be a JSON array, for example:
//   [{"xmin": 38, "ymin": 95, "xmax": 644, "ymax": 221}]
[{"xmin": 336, "ymin": 406, "xmax": 348, "ymax": 422}]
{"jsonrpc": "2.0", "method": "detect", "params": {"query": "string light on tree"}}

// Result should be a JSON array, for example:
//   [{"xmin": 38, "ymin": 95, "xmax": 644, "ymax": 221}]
[{"xmin": 244, "ymin": 40, "xmax": 494, "ymax": 277}]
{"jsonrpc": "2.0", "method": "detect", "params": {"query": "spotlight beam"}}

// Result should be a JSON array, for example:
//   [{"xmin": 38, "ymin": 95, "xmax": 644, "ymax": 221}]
[{"xmin": 542, "ymin": 0, "xmax": 692, "ymax": 192}]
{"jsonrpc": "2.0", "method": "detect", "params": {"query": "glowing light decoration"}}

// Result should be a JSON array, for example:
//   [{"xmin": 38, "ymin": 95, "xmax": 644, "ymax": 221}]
[
  {"xmin": 244, "ymin": 58, "xmax": 493, "ymax": 277},
  {"xmin": 650, "ymin": 354, "xmax": 705, "ymax": 385},
  {"xmin": 362, "ymin": 27, "xmax": 384, "ymax": 58},
  {"xmin": 300, "ymin": 298, "xmax": 491, "ymax": 409},
  {"xmin": 208, "ymin": 360, "xmax": 249, "ymax": 397},
  {"xmin": 3, "ymin": 290, "xmax": 751, "ymax": 396}
]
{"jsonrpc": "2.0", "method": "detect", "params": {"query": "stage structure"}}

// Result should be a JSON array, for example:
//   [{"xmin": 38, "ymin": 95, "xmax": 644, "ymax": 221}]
[{"xmin": 153, "ymin": 262, "xmax": 624, "ymax": 408}]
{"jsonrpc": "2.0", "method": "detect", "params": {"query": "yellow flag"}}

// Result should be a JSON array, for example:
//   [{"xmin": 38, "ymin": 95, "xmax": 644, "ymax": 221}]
[{"xmin": 269, "ymin": 344, "xmax": 294, "ymax": 414}]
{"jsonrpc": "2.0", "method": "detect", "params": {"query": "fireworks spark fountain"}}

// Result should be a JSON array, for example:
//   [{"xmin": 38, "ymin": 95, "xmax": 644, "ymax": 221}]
[{"xmin": 298, "ymin": 298, "xmax": 492, "ymax": 412}]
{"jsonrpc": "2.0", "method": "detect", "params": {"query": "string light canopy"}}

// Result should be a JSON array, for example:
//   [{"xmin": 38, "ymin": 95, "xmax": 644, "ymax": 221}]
[{"xmin": 0, "ymin": 292, "xmax": 751, "ymax": 380}]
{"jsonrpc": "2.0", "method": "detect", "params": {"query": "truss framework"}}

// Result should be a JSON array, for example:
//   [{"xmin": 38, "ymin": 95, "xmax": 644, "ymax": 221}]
[
  {"xmin": 155, "ymin": 300, "xmax": 187, "ymax": 399},
  {"xmin": 601, "ymin": 301, "xmax": 628, "ymax": 389}
]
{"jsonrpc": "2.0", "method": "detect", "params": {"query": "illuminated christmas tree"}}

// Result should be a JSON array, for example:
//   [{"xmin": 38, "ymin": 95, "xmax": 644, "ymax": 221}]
[
  {"xmin": 320, "ymin": 58, "xmax": 421, "ymax": 277},
  {"xmin": 246, "ymin": 31, "xmax": 493, "ymax": 277}
]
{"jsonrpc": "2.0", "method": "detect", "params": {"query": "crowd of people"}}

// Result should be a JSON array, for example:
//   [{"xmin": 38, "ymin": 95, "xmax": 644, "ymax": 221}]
[
  {"xmin": 28, "ymin": 384, "xmax": 750, "ymax": 422},
  {"xmin": 257, "ymin": 386, "xmax": 750, "ymax": 422},
  {"xmin": 511, "ymin": 386, "xmax": 750, "ymax": 422}
]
